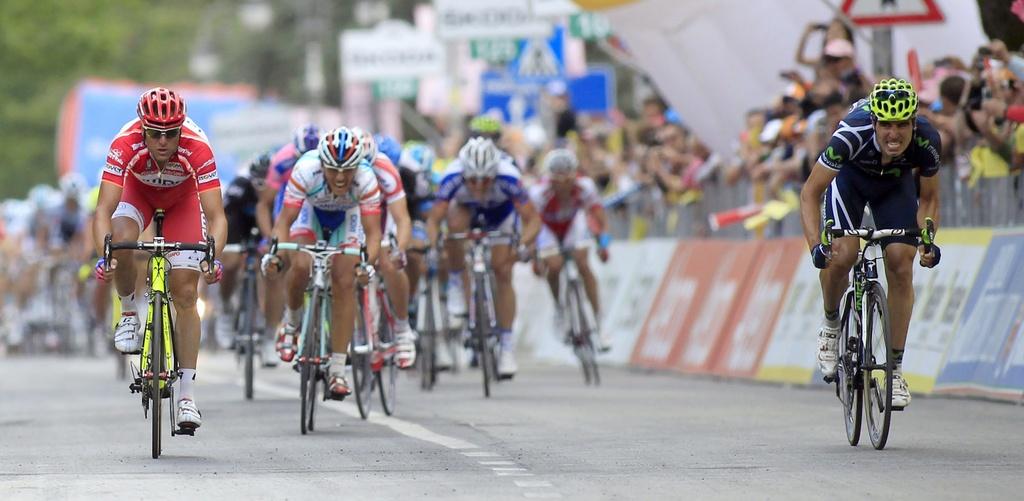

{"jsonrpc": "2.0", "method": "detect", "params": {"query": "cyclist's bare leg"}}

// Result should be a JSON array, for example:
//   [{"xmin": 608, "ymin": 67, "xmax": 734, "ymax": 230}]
[
  {"xmin": 818, "ymin": 236, "xmax": 857, "ymax": 314},
  {"xmin": 169, "ymin": 269, "xmax": 202, "ymax": 369},
  {"xmin": 329, "ymin": 254, "xmax": 360, "ymax": 353},
  {"xmin": 542, "ymin": 254, "xmax": 564, "ymax": 300},
  {"xmin": 379, "ymin": 252, "xmax": 410, "ymax": 323},
  {"xmin": 111, "ymin": 217, "xmax": 141, "ymax": 297},
  {"xmin": 404, "ymin": 242, "xmax": 426, "ymax": 304},
  {"xmin": 882, "ymin": 243, "xmax": 916, "ymax": 351},
  {"xmin": 490, "ymin": 245, "xmax": 516, "ymax": 330},
  {"xmin": 285, "ymin": 245, "xmax": 313, "ymax": 314},
  {"xmin": 573, "ymin": 248, "xmax": 601, "ymax": 317},
  {"xmin": 264, "ymin": 265, "xmax": 286, "ymax": 329}
]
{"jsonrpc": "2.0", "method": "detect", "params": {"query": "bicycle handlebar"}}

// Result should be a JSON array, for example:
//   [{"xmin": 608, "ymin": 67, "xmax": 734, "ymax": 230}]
[
  {"xmin": 821, "ymin": 217, "xmax": 935, "ymax": 253},
  {"xmin": 104, "ymin": 234, "xmax": 216, "ymax": 275},
  {"xmin": 447, "ymin": 229, "xmax": 514, "ymax": 243}
]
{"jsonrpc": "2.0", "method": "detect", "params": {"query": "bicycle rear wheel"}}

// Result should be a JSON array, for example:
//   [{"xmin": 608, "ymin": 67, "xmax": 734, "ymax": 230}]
[
  {"xmin": 419, "ymin": 278, "xmax": 437, "ymax": 391},
  {"xmin": 300, "ymin": 289, "xmax": 321, "ymax": 435},
  {"xmin": 378, "ymin": 299, "xmax": 398, "ymax": 415},
  {"xmin": 352, "ymin": 288, "xmax": 375, "ymax": 419},
  {"xmin": 151, "ymin": 294, "xmax": 164, "ymax": 459},
  {"xmin": 836, "ymin": 290, "xmax": 862, "ymax": 446},
  {"xmin": 863, "ymin": 282, "xmax": 893, "ymax": 450}
]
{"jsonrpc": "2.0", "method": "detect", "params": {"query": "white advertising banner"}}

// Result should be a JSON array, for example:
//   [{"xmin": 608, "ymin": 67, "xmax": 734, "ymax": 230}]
[{"xmin": 341, "ymin": 20, "xmax": 445, "ymax": 82}]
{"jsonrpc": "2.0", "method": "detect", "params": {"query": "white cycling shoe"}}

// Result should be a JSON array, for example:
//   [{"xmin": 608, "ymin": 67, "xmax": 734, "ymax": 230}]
[
  {"xmin": 113, "ymin": 312, "xmax": 142, "ymax": 354},
  {"xmin": 215, "ymin": 305, "xmax": 236, "ymax": 350},
  {"xmin": 176, "ymin": 399, "xmax": 202, "ymax": 429},
  {"xmin": 447, "ymin": 279, "xmax": 467, "ymax": 317},
  {"xmin": 435, "ymin": 338, "xmax": 454, "ymax": 371},
  {"xmin": 260, "ymin": 336, "xmax": 279, "ymax": 367},
  {"xmin": 396, "ymin": 327, "xmax": 417, "ymax": 369},
  {"xmin": 891, "ymin": 372, "xmax": 912, "ymax": 409},
  {"xmin": 817, "ymin": 323, "xmax": 840, "ymax": 378},
  {"xmin": 498, "ymin": 347, "xmax": 517, "ymax": 378}
]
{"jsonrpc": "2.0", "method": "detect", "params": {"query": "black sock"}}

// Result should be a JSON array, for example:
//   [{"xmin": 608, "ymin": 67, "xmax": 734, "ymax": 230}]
[
  {"xmin": 893, "ymin": 349, "xmax": 904, "ymax": 369},
  {"xmin": 824, "ymin": 309, "xmax": 839, "ymax": 321}
]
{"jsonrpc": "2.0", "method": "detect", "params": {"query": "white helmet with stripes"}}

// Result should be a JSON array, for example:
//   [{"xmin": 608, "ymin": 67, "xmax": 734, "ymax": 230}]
[{"xmin": 458, "ymin": 137, "xmax": 500, "ymax": 179}]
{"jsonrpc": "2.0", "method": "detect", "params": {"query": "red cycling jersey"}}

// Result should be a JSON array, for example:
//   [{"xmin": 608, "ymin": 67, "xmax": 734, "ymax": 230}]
[
  {"xmin": 528, "ymin": 176, "xmax": 602, "ymax": 238},
  {"xmin": 102, "ymin": 117, "xmax": 220, "ymax": 207}
]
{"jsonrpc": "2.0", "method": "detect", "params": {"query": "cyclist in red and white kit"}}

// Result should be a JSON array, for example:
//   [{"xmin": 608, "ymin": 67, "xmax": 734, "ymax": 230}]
[
  {"xmin": 93, "ymin": 87, "xmax": 227, "ymax": 431},
  {"xmin": 529, "ymin": 149, "xmax": 612, "ymax": 351}
]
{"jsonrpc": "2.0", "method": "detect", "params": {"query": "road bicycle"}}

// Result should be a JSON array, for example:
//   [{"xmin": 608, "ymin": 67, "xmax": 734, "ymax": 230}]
[
  {"xmin": 411, "ymin": 244, "xmax": 456, "ymax": 391},
  {"xmin": 222, "ymin": 227, "xmax": 262, "ymax": 400},
  {"xmin": 448, "ymin": 227, "xmax": 513, "ymax": 398},
  {"xmin": 105, "ymin": 209, "xmax": 213, "ymax": 458},
  {"xmin": 352, "ymin": 252, "xmax": 400, "ymax": 418},
  {"xmin": 822, "ymin": 217, "xmax": 934, "ymax": 450},
  {"xmin": 555, "ymin": 247, "xmax": 600, "ymax": 385},
  {"xmin": 270, "ymin": 239, "xmax": 362, "ymax": 435}
]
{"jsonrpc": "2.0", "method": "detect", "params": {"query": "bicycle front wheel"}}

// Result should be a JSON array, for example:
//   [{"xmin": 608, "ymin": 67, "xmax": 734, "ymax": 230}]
[
  {"xmin": 418, "ymin": 278, "xmax": 437, "ymax": 391},
  {"xmin": 863, "ymin": 282, "xmax": 893, "ymax": 450},
  {"xmin": 567, "ymin": 281, "xmax": 599, "ymax": 386},
  {"xmin": 475, "ymin": 278, "xmax": 494, "ymax": 398},
  {"xmin": 151, "ymin": 294, "xmax": 164, "ymax": 459},
  {"xmin": 352, "ymin": 288, "xmax": 375, "ymax": 419},
  {"xmin": 378, "ymin": 302, "xmax": 398, "ymax": 415},
  {"xmin": 300, "ymin": 289, "xmax": 321, "ymax": 435},
  {"xmin": 837, "ymin": 290, "xmax": 862, "ymax": 446}
]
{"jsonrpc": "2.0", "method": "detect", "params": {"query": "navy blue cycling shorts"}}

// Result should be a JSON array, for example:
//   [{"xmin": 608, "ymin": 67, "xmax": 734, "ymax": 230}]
[{"xmin": 823, "ymin": 167, "xmax": 920, "ymax": 248}]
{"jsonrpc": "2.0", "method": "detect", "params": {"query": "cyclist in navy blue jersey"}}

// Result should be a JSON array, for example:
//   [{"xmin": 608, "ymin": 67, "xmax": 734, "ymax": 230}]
[{"xmin": 799, "ymin": 78, "xmax": 941, "ymax": 409}]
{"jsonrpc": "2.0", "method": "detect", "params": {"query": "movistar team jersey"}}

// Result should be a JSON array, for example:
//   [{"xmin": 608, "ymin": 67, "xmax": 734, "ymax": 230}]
[{"xmin": 817, "ymin": 102, "xmax": 941, "ymax": 178}]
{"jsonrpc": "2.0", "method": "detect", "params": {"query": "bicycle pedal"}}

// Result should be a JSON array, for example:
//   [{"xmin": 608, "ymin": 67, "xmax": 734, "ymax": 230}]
[
  {"xmin": 498, "ymin": 374, "xmax": 514, "ymax": 381},
  {"xmin": 173, "ymin": 427, "xmax": 196, "ymax": 436},
  {"xmin": 891, "ymin": 405, "xmax": 906, "ymax": 412},
  {"xmin": 822, "ymin": 375, "xmax": 836, "ymax": 384}
]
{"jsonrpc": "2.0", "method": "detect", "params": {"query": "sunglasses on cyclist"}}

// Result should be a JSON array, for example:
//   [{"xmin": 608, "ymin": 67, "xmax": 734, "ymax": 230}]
[
  {"xmin": 874, "ymin": 90, "xmax": 911, "ymax": 100},
  {"xmin": 144, "ymin": 127, "xmax": 181, "ymax": 139}
]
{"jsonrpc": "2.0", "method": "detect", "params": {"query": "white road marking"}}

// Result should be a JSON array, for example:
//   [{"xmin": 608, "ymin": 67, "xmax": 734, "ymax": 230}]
[
  {"xmin": 462, "ymin": 451, "xmax": 502, "ymax": 457},
  {"xmin": 204, "ymin": 372, "xmax": 479, "ymax": 450},
  {"xmin": 497, "ymin": 472, "xmax": 535, "ymax": 477},
  {"xmin": 480, "ymin": 461, "xmax": 516, "ymax": 466},
  {"xmin": 492, "ymin": 467, "xmax": 529, "ymax": 472},
  {"xmin": 523, "ymin": 493, "xmax": 562, "ymax": 499},
  {"xmin": 515, "ymin": 481, "xmax": 553, "ymax": 488}
]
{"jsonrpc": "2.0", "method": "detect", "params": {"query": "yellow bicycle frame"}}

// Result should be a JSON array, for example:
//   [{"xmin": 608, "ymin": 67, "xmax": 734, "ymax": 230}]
[{"xmin": 139, "ymin": 255, "xmax": 174, "ymax": 390}]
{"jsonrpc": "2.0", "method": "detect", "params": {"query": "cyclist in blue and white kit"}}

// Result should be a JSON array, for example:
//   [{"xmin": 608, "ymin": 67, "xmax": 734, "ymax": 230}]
[
  {"xmin": 426, "ymin": 138, "xmax": 541, "ymax": 378},
  {"xmin": 261, "ymin": 127, "xmax": 382, "ymax": 398},
  {"xmin": 800, "ymin": 79, "xmax": 941, "ymax": 409}
]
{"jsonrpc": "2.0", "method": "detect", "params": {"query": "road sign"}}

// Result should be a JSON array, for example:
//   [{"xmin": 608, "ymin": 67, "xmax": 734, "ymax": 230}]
[
  {"xmin": 340, "ymin": 20, "xmax": 445, "ymax": 82},
  {"xmin": 471, "ymin": 39, "xmax": 521, "ymax": 64},
  {"xmin": 436, "ymin": 0, "xmax": 552, "ymax": 40},
  {"xmin": 481, "ymin": 66, "xmax": 615, "ymax": 122},
  {"xmin": 530, "ymin": 0, "xmax": 579, "ymax": 17},
  {"xmin": 508, "ymin": 25, "xmax": 565, "ymax": 80},
  {"xmin": 569, "ymin": 12, "xmax": 612, "ymax": 40},
  {"xmin": 841, "ymin": 0, "xmax": 944, "ymax": 26}
]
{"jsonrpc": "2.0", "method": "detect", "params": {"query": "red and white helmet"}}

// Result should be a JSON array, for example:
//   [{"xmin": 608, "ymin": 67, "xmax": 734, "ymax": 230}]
[{"xmin": 137, "ymin": 87, "xmax": 186, "ymax": 130}]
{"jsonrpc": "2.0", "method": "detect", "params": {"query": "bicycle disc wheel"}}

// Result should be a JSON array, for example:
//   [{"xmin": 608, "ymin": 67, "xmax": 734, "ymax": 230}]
[
  {"xmin": 378, "ymin": 304, "xmax": 398, "ymax": 415},
  {"xmin": 836, "ymin": 290, "xmax": 862, "ymax": 446},
  {"xmin": 151, "ymin": 294, "xmax": 164, "ymax": 459},
  {"xmin": 242, "ymin": 273, "xmax": 256, "ymax": 400},
  {"xmin": 863, "ymin": 282, "xmax": 893, "ymax": 450},
  {"xmin": 419, "ymin": 280, "xmax": 436, "ymax": 391},
  {"xmin": 300, "ymin": 290, "xmax": 320, "ymax": 435},
  {"xmin": 352, "ymin": 289, "xmax": 374, "ymax": 419}
]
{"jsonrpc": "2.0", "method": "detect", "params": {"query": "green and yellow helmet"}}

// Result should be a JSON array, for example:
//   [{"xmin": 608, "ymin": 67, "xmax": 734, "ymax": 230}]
[
  {"xmin": 468, "ymin": 115, "xmax": 503, "ymax": 140},
  {"xmin": 869, "ymin": 78, "xmax": 918, "ymax": 122}
]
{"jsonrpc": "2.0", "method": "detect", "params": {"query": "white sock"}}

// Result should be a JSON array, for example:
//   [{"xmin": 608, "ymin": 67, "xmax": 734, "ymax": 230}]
[
  {"xmin": 179, "ymin": 368, "xmax": 196, "ymax": 401},
  {"xmin": 285, "ymin": 306, "xmax": 304, "ymax": 326},
  {"xmin": 331, "ymin": 353, "xmax": 347, "ymax": 375},
  {"xmin": 394, "ymin": 317, "xmax": 410, "ymax": 333},
  {"xmin": 448, "ymin": 270, "xmax": 462, "ymax": 287},
  {"xmin": 119, "ymin": 293, "xmax": 137, "ymax": 314}
]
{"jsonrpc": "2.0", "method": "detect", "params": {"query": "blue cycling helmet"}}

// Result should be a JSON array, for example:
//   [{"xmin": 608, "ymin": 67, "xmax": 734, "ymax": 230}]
[
  {"xmin": 374, "ymin": 134, "xmax": 402, "ymax": 165},
  {"xmin": 401, "ymin": 142, "xmax": 436, "ymax": 173},
  {"xmin": 292, "ymin": 123, "xmax": 320, "ymax": 154}
]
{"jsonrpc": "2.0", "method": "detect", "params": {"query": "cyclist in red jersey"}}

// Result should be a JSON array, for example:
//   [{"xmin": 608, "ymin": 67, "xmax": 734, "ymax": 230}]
[
  {"xmin": 92, "ymin": 87, "xmax": 227, "ymax": 431},
  {"xmin": 529, "ymin": 149, "xmax": 612, "ymax": 351}
]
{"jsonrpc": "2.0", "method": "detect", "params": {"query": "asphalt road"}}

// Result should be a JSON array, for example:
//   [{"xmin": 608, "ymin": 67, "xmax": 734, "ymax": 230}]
[{"xmin": 2, "ymin": 352, "xmax": 1023, "ymax": 500}]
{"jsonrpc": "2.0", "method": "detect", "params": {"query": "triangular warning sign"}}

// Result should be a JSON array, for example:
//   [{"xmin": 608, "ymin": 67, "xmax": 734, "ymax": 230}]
[
  {"xmin": 518, "ymin": 39, "xmax": 560, "ymax": 78},
  {"xmin": 841, "ymin": 0, "xmax": 944, "ymax": 26}
]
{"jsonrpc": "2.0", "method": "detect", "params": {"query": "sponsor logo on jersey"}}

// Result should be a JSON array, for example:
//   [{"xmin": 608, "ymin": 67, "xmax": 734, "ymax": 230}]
[
  {"xmin": 825, "ymin": 146, "xmax": 843, "ymax": 163},
  {"xmin": 177, "ymin": 146, "xmax": 193, "ymax": 157},
  {"xmin": 131, "ymin": 141, "xmax": 146, "ymax": 151},
  {"xmin": 103, "ymin": 163, "xmax": 124, "ymax": 176},
  {"xmin": 197, "ymin": 170, "xmax": 219, "ymax": 184},
  {"xmin": 108, "ymin": 148, "xmax": 123, "ymax": 164}
]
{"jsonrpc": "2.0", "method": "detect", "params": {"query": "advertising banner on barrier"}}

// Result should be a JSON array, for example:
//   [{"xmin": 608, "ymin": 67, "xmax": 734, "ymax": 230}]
[
  {"xmin": 631, "ymin": 241, "xmax": 711, "ymax": 369},
  {"xmin": 671, "ymin": 241, "xmax": 762, "ymax": 373},
  {"xmin": 755, "ymin": 255, "xmax": 822, "ymax": 384},
  {"xmin": 902, "ymin": 229, "xmax": 991, "ymax": 393},
  {"xmin": 935, "ymin": 232, "xmax": 1024, "ymax": 401},
  {"xmin": 708, "ymin": 239, "xmax": 804, "ymax": 378}
]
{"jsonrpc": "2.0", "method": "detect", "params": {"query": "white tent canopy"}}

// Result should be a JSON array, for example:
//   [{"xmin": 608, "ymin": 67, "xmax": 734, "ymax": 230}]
[{"xmin": 593, "ymin": 0, "xmax": 987, "ymax": 154}]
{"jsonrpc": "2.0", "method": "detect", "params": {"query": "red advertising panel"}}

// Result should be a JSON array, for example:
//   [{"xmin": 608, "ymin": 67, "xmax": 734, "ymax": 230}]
[
  {"xmin": 669, "ymin": 240, "xmax": 762, "ymax": 373},
  {"xmin": 631, "ymin": 241, "xmax": 705, "ymax": 369},
  {"xmin": 707, "ymin": 239, "xmax": 806, "ymax": 378}
]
